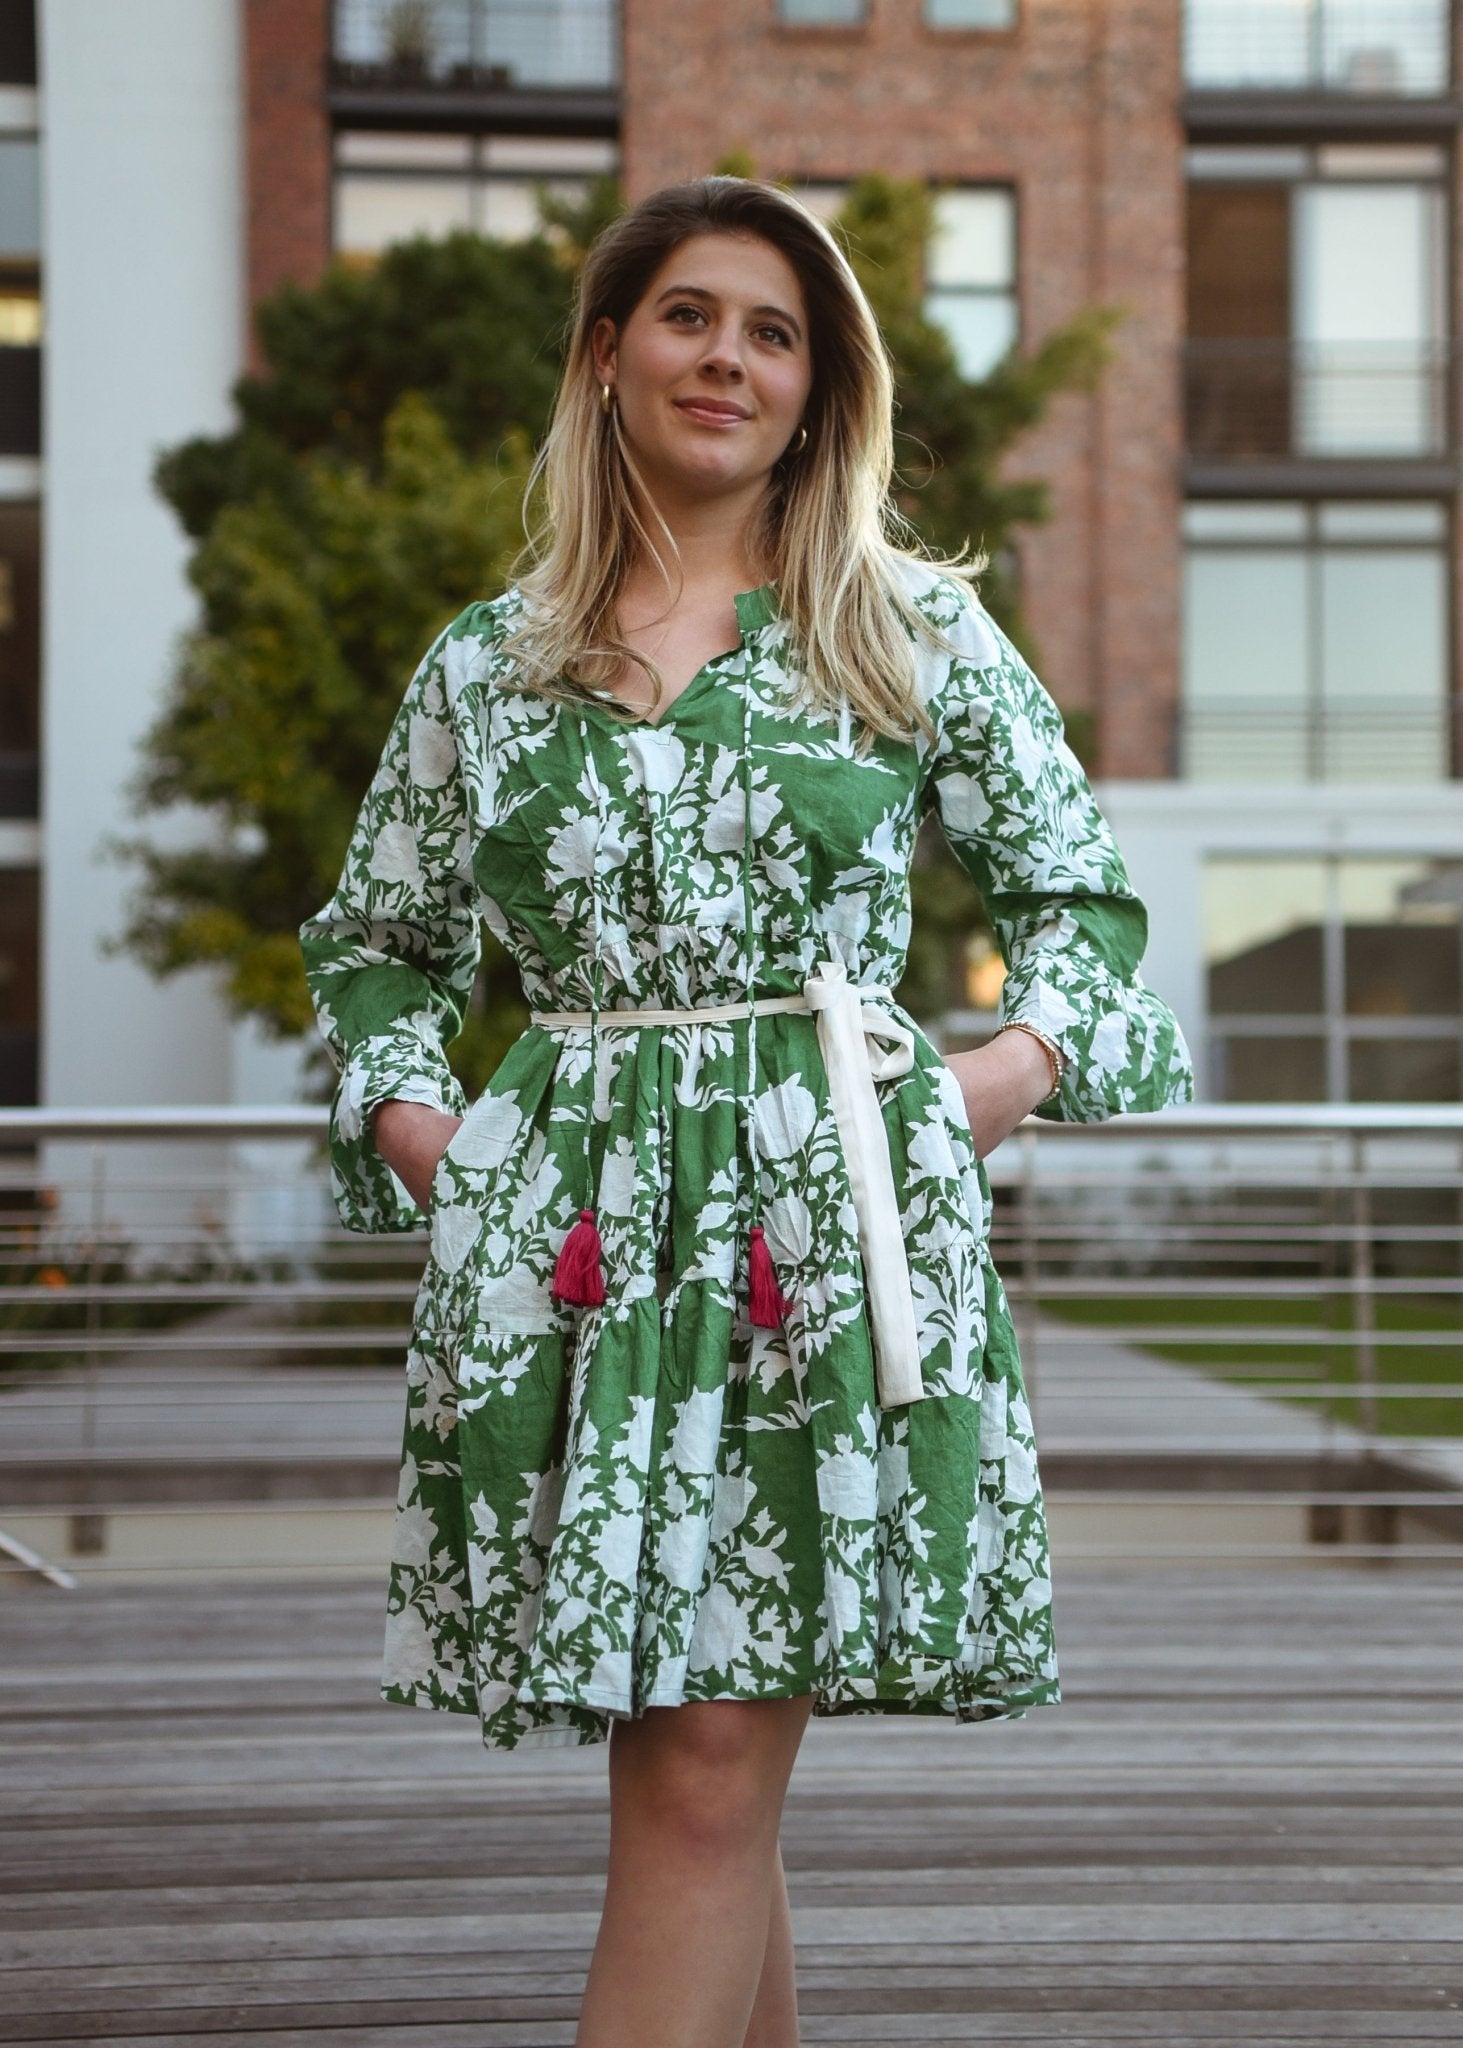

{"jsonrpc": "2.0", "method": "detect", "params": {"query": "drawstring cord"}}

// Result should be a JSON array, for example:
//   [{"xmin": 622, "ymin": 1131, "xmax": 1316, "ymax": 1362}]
[
  {"xmin": 741, "ymin": 676, "xmax": 794, "ymax": 1327},
  {"xmin": 549, "ymin": 751, "xmax": 608, "ymax": 1306}
]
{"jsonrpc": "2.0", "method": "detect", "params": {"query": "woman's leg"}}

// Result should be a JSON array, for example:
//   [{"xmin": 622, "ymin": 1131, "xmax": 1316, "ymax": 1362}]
[
  {"xmin": 574, "ymin": 1693, "xmax": 814, "ymax": 2048},
  {"xmin": 741, "ymin": 1835, "xmax": 800, "ymax": 2048}
]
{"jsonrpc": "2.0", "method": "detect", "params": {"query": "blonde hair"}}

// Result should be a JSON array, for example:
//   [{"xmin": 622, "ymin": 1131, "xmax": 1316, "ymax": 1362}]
[{"xmin": 500, "ymin": 174, "xmax": 987, "ymax": 748}]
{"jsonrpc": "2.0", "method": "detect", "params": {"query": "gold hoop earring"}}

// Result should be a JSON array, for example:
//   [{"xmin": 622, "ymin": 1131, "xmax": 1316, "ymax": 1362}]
[
  {"xmin": 789, "ymin": 423, "xmax": 808, "ymax": 455},
  {"xmin": 601, "ymin": 382, "xmax": 615, "ymax": 416}
]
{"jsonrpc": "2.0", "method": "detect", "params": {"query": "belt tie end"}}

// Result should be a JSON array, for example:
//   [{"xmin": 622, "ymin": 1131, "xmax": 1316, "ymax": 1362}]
[{"xmin": 802, "ymin": 960, "xmax": 926, "ymax": 1409}]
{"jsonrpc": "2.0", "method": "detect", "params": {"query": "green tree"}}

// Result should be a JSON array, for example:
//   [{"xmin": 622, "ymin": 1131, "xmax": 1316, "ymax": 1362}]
[
  {"xmin": 155, "ymin": 228, "xmax": 570, "ymax": 543},
  {"xmin": 115, "ymin": 223, "xmax": 580, "ymax": 1087},
  {"xmin": 110, "ymin": 394, "xmax": 534, "ymax": 1079},
  {"xmin": 118, "ymin": 172, "xmax": 1123, "ymax": 1087}
]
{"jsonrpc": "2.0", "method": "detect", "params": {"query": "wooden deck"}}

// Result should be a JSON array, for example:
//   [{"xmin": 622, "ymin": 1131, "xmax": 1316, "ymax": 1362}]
[{"xmin": 2, "ymin": 1565, "xmax": 1460, "ymax": 2046}]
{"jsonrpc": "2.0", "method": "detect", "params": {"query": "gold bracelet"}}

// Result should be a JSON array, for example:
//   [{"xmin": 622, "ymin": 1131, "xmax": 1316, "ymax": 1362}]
[{"xmin": 995, "ymin": 1019, "xmax": 1065, "ymax": 1104}]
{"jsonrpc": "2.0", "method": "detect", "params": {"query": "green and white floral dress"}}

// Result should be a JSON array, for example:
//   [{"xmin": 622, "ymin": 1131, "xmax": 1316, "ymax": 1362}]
[{"xmin": 299, "ymin": 558, "xmax": 1194, "ymax": 1752}]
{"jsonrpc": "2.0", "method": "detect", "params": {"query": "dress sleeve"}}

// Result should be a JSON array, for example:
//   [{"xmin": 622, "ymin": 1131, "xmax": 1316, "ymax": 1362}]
[
  {"xmin": 921, "ymin": 593, "xmax": 1194, "ymax": 1123},
  {"xmin": 298, "ymin": 613, "xmax": 481, "ymax": 1232}
]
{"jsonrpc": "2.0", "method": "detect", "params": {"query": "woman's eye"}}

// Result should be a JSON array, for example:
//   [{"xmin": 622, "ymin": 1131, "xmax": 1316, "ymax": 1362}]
[{"xmin": 667, "ymin": 305, "xmax": 793, "ymax": 347}]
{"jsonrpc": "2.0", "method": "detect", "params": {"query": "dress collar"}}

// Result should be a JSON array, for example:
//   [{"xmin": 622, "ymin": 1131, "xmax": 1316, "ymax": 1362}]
[{"xmin": 733, "ymin": 583, "xmax": 782, "ymax": 634}]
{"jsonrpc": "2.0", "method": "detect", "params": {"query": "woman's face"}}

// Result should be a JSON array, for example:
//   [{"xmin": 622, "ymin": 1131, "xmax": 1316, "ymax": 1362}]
[{"xmin": 591, "ymin": 230, "xmax": 813, "ymax": 517}]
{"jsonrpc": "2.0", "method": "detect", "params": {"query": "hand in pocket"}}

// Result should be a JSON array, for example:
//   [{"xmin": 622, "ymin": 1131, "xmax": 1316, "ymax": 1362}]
[{"xmin": 371, "ymin": 1100, "xmax": 465, "ymax": 1212}]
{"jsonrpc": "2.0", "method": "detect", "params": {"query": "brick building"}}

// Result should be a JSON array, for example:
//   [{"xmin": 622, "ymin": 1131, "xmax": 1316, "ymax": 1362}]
[{"xmin": 9, "ymin": 0, "xmax": 1463, "ymax": 1108}]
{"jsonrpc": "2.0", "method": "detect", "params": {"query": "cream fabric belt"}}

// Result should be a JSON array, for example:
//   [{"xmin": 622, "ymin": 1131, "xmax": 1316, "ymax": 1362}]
[{"xmin": 531, "ymin": 958, "xmax": 926, "ymax": 1409}]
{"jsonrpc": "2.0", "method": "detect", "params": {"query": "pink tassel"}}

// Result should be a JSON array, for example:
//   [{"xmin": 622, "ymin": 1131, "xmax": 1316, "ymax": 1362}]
[
  {"xmin": 746, "ymin": 1224, "xmax": 793, "ymax": 1327},
  {"xmin": 551, "ymin": 1206, "xmax": 606, "ymax": 1306}
]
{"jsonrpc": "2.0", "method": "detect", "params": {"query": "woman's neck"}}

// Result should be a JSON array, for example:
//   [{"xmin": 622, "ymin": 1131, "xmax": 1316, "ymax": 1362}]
[{"xmin": 623, "ymin": 495, "xmax": 767, "ymax": 602}]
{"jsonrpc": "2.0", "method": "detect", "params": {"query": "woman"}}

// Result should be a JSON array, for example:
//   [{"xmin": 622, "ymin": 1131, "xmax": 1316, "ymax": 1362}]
[{"xmin": 299, "ymin": 175, "xmax": 1193, "ymax": 2048}]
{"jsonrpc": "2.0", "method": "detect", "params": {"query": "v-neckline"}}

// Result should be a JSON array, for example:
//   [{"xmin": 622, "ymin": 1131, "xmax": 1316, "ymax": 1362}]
[{"xmin": 575, "ymin": 581, "xmax": 779, "ymax": 733}]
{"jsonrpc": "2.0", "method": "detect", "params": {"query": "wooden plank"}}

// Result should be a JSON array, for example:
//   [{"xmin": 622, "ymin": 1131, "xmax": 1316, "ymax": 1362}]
[
  {"xmin": 7, "ymin": 1899, "xmax": 1463, "ymax": 1973},
  {"xmin": 5, "ymin": 1996, "xmax": 1462, "ymax": 2043},
  {"xmin": 3, "ymin": 2020, "xmax": 1460, "ymax": 2047},
  {"xmin": 4, "ymin": 1854, "xmax": 1463, "ymax": 1910},
  {"xmin": 1, "ymin": 1960, "xmax": 1455, "ymax": 2023}
]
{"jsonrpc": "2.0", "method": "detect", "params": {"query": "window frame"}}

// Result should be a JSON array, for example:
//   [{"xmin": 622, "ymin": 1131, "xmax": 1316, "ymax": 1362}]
[
  {"xmin": 1182, "ymin": 0, "xmax": 1452, "ymax": 98},
  {"xmin": 923, "ymin": 180, "xmax": 1020, "ymax": 382},
  {"xmin": 1180, "ymin": 497, "xmax": 1455, "ymax": 784},
  {"xmin": 774, "ymin": 0, "xmax": 870, "ymax": 24},
  {"xmin": 1204, "ymin": 850, "xmax": 1463, "ymax": 1102},
  {"xmin": 330, "ymin": 128, "xmax": 620, "ymax": 259},
  {"xmin": 922, "ymin": 0, "xmax": 1020, "ymax": 31}
]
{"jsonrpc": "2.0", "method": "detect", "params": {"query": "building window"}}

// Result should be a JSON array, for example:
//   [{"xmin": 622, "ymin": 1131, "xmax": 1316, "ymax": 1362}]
[
  {"xmin": 777, "ymin": 0, "xmax": 867, "ymax": 22},
  {"xmin": 1186, "ymin": 143, "xmax": 1448, "ymax": 462},
  {"xmin": 925, "ymin": 186, "xmax": 1016, "ymax": 381},
  {"xmin": 0, "ymin": 863, "xmax": 37, "ymax": 1106},
  {"xmin": 925, "ymin": 0, "xmax": 1017, "ymax": 26},
  {"xmin": 1205, "ymin": 854, "xmax": 1463, "ymax": 1101},
  {"xmin": 333, "ymin": 131, "xmax": 618, "ymax": 258},
  {"xmin": 1182, "ymin": 499, "xmax": 1450, "ymax": 784},
  {"xmin": 332, "ymin": 0, "xmax": 619, "ymax": 91},
  {"xmin": 0, "ymin": 499, "xmax": 38, "ymax": 819},
  {"xmin": 1184, "ymin": 0, "xmax": 1450, "ymax": 96},
  {"xmin": 0, "ymin": 266, "xmax": 40, "ymax": 461},
  {"xmin": 0, "ymin": 3, "xmax": 36, "ymax": 88},
  {"xmin": 0, "ymin": 137, "xmax": 39, "ymax": 261}
]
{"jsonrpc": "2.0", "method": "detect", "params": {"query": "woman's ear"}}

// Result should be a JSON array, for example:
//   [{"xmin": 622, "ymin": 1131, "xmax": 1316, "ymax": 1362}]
[{"xmin": 589, "ymin": 314, "xmax": 618, "ymax": 386}]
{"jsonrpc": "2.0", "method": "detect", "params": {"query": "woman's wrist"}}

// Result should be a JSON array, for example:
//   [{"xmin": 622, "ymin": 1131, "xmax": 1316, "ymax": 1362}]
[
  {"xmin": 945, "ymin": 1029, "xmax": 1056, "ymax": 1157},
  {"xmin": 994, "ymin": 1019, "xmax": 1065, "ymax": 1105},
  {"xmin": 984, "ymin": 1026, "xmax": 1060, "ymax": 1120}
]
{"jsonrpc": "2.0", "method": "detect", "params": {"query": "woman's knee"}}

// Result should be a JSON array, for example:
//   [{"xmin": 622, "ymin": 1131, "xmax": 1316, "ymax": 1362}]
[{"xmin": 610, "ymin": 1696, "xmax": 812, "ymax": 1858}]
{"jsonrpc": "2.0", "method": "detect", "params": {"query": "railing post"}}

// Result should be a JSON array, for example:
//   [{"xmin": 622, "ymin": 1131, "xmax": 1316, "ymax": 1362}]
[
  {"xmin": 71, "ymin": 1143, "xmax": 109, "ymax": 1560},
  {"xmin": 1015, "ymin": 1121, "xmax": 1041, "ymax": 1425},
  {"xmin": 80, "ymin": 1142, "xmax": 104, "ymax": 1463},
  {"xmin": 1349, "ymin": 1128, "xmax": 1380, "ymax": 1454},
  {"xmin": 1309, "ymin": 1126, "xmax": 1346, "ymax": 1546}
]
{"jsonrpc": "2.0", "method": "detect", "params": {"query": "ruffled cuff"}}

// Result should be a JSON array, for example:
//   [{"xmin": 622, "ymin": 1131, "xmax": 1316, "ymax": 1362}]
[
  {"xmin": 326, "ymin": 1015, "xmax": 470, "ymax": 1234},
  {"xmin": 997, "ymin": 931, "xmax": 1196, "ymax": 1125}
]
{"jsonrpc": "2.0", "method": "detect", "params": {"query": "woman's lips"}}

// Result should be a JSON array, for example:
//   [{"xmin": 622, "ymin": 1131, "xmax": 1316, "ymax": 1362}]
[{"xmin": 676, "ymin": 402, "xmax": 749, "ymax": 425}]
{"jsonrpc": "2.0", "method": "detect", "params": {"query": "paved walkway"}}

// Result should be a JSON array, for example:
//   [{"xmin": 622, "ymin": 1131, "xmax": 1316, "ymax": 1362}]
[
  {"xmin": 1022, "ymin": 1309, "xmax": 1463, "ymax": 1486},
  {"xmin": 0, "ymin": 1304, "xmax": 403, "ymax": 1466}
]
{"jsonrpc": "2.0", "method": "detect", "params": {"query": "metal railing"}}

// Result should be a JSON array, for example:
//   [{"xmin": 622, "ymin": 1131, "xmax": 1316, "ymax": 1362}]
[
  {"xmin": 1185, "ymin": 0, "xmax": 1451, "ymax": 96},
  {"xmin": 1185, "ymin": 338, "xmax": 1455, "ymax": 464},
  {"xmin": 1175, "ymin": 695, "xmax": 1459, "ymax": 784},
  {"xmin": 984, "ymin": 1103, "xmax": 1463, "ymax": 1562},
  {"xmin": 330, "ymin": 0, "xmax": 619, "ymax": 92},
  {"xmin": 1, "ymin": 1104, "xmax": 1460, "ymax": 1574}
]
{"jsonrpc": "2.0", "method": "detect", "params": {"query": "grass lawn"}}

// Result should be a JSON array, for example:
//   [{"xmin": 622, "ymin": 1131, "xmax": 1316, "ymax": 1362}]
[{"xmin": 1037, "ymin": 1288, "xmax": 1463, "ymax": 1439}]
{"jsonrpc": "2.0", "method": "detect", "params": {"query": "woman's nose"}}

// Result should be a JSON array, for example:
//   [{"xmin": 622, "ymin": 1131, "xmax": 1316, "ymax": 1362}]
[{"xmin": 699, "ymin": 321, "xmax": 747, "ymax": 375}]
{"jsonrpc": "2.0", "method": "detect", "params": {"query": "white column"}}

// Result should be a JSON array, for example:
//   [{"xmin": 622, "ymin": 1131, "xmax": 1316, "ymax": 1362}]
[{"xmin": 38, "ymin": 0, "xmax": 244, "ymax": 1112}]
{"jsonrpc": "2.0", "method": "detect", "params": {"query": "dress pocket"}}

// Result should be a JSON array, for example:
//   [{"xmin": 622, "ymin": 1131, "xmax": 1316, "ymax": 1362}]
[
  {"xmin": 426, "ymin": 1103, "xmax": 476, "ymax": 1217},
  {"xmin": 876, "ymin": 1020, "xmax": 992, "ymax": 1256},
  {"xmin": 423, "ymin": 1032, "xmax": 576, "ymax": 1335},
  {"xmin": 425, "ymin": 1028, "xmax": 551, "ymax": 1229}
]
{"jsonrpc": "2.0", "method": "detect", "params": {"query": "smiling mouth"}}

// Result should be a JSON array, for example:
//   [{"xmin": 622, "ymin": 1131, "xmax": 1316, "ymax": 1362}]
[{"xmin": 676, "ymin": 402, "xmax": 750, "ymax": 423}]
